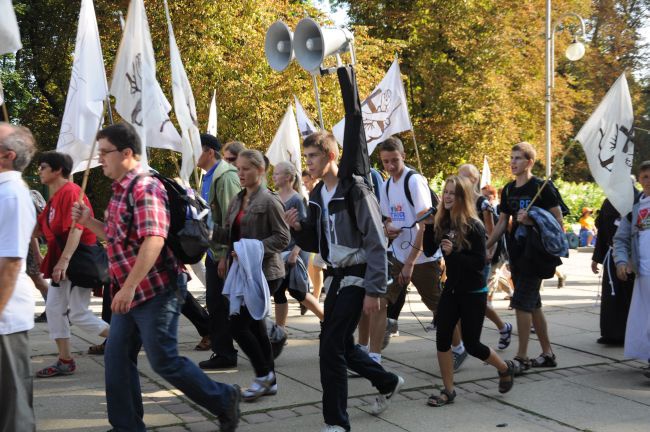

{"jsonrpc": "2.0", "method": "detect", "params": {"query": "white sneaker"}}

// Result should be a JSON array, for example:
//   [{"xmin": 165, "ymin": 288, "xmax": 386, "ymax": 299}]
[
  {"xmin": 321, "ymin": 425, "xmax": 346, "ymax": 432},
  {"xmin": 369, "ymin": 375, "xmax": 404, "ymax": 415}
]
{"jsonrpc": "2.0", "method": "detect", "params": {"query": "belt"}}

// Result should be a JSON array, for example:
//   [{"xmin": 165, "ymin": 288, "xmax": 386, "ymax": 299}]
[{"xmin": 323, "ymin": 263, "xmax": 366, "ymax": 279}]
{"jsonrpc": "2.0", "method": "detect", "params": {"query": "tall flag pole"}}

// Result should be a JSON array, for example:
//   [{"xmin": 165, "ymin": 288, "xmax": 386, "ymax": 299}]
[
  {"xmin": 164, "ymin": 0, "xmax": 201, "ymax": 187},
  {"xmin": 56, "ymin": 0, "xmax": 109, "ymax": 175}
]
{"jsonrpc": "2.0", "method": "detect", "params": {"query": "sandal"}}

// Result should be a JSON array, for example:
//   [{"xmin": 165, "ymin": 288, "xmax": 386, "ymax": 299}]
[
  {"xmin": 194, "ymin": 336, "xmax": 211, "ymax": 351},
  {"xmin": 512, "ymin": 356, "xmax": 530, "ymax": 376},
  {"xmin": 88, "ymin": 340, "xmax": 106, "ymax": 355},
  {"xmin": 498, "ymin": 360, "xmax": 515, "ymax": 394},
  {"xmin": 530, "ymin": 352, "xmax": 557, "ymax": 368},
  {"xmin": 427, "ymin": 388, "xmax": 456, "ymax": 407},
  {"xmin": 497, "ymin": 323, "xmax": 513, "ymax": 350}
]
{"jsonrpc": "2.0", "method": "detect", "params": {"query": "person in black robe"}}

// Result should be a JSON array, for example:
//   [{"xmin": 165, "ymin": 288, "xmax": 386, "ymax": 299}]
[{"xmin": 592, "ymin": 195, "xmax": 638, "ymax": 345}]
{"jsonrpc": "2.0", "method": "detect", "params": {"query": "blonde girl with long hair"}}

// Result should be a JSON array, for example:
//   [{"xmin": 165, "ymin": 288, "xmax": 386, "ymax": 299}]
[
  {"xmin": 272, "ymin": 161, "xmax": 324, "ymax": 326},
  {"xmin": 426, "ymin": 176, "xmax": 514, "ymax": 407}
]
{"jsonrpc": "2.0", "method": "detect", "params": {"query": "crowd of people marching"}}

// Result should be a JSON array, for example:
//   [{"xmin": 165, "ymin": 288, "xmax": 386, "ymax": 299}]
[{"xmin": 1, "ymin": 121, "xmax": 650, "ymax": 432}]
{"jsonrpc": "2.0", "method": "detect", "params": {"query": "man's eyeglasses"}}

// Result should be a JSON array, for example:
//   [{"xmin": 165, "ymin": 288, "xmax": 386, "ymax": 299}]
[
  {"xmin": 38, "ymin": 164, "xmax": 50, "ymax": 171},
  {"xmin": 98, "ymin": 149, "xmax": 120, "ymax": 157},
  {"xmin": 224, "ymin": 156, "xmax": 237, "ymax": 163}
]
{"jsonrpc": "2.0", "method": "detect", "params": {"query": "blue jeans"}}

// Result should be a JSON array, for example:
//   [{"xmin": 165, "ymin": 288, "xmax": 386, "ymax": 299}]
[{"xmin": 105, "ymin": 274, "xmax": 236, "ymax": 432}]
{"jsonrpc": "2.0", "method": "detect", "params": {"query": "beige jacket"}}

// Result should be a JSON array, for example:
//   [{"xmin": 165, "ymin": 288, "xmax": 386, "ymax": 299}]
[{"xmin": 217, "ymin": 186, "xmax": 290, "ymax": 281}]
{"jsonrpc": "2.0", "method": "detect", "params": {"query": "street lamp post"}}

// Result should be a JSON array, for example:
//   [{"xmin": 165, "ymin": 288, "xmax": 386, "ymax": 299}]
[{"xmin": 545, "ymin": 1, "xmax": 586, "ymax": 177}]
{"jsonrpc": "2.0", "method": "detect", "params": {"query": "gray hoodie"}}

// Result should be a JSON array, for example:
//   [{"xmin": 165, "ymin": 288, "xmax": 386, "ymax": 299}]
[{"xmin": 294, "ymin": 175, "xmax": 387, "ymax": 297}]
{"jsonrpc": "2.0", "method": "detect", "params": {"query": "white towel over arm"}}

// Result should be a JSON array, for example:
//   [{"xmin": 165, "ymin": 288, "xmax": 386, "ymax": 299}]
[{"xmin": 222, "ymin": 239, "xmax": 270, "ymax": 320}]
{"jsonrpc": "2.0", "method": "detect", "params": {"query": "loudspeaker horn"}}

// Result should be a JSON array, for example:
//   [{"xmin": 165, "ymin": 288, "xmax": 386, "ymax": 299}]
[
  {"xmin": 265, "ymin": 21, "xmax": 294, "ymax": 72},
  {"xmin": 294, "ymin": 18, "xmax": 353, "ymax": 72}
]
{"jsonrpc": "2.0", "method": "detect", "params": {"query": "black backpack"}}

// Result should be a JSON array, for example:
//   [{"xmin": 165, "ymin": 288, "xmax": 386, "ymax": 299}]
[
  {"xmin": 385, "ymin": 169, "xmax": 440, "ymax": 212},
  {"xmin": 125, "ymin": 172, "xmax": 210, "ymax": 264}
]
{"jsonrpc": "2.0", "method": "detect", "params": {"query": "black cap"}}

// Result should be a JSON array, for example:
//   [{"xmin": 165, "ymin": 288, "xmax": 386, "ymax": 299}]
[{"xmin": 200, "ymin": 134, "xmax": 222, "ymax": 152}]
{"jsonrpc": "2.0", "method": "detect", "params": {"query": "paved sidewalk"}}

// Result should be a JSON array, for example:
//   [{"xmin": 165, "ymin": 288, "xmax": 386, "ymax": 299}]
[{"xmin": 30, "ymin": 250, "xmax": 650, "ymax": 431}]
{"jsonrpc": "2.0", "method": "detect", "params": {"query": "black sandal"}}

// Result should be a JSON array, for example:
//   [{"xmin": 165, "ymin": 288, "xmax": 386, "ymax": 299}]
[
  {"xmin": 427, "ymin": 388, "xmax": 456, "ymax": 407},
  {"xmin": 512, "ymin": 356, "xmax": 530, "ymax": 376},
  {"xmin": 498, "ymin": 360, "xmax": 515, "ymax": 394},
  {"xmin": 531, "ymin": 353, "xmax": 557, "ymax": 368}
]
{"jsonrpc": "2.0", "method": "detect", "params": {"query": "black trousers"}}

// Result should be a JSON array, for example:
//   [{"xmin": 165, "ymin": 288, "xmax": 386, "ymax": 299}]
[
  {"xmin": 436, "ymin": 288, "xmax": 490, "ymax": 361},
  {"xmin": 320, "ymin": 284, "xmax": 397, "ymax": 431},
  {"xmin": 229, "ymin": 278, "xmax": 281, "ymax": 378},
  {"xmin": 205, "ymin": 255, "xmax": 237, "ymax": 359}
]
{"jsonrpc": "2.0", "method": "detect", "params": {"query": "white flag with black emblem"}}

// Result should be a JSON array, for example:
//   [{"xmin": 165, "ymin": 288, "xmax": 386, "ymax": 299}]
[
  {"xmin": 0, "ymin": 0, "xmax": 22, "ymax": 55},
  {"xmin": 266, "ymin": 103, "xmax": 301, "ymax": 174},
  {"xmin": 56, "ymin": 0, "xmax": 108, "ymax": 174},
  {"xmin": 575, "ymin": 73, "xmax": 635, "ymax": 215},
  {"xmin": 332, "ymin": 57, "xmax": 412, "ymax": 154},
  {"xmin": 110, "ymin": 0, "xmax": 181, "ymax": 167},
  {"xmin": 294, "ymin": 95, "xmax": 317, "ymax": 139},
  {"xmin": 164, "ymin": 0, "xmax": 201, "ymax": 185}
]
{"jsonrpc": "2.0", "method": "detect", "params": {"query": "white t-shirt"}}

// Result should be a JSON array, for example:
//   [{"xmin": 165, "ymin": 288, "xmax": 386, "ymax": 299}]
[
  {"xmin": 0, "ymin": 171, "xmax": 36, "ymax": 335},
  {"xmin": 637, "ymin": 195, "xmax": 650, "ymax": 276},
  {"xmin": 380, "ymin": 168, "xmax": 434, "ymax": 264},
  {"xmin": 320, "ymin": 183, "xmax": 338, "ymax": 266}
]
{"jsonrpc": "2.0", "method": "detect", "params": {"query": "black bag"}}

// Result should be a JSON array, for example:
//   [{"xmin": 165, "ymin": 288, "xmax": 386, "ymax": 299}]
[
  {"xmin": 126, "ymin": 172, "xmax": 210, "ymax": 264},
  {"xmin": 65, "ymin": 242, "xmax": 111, "ymax": 288}
]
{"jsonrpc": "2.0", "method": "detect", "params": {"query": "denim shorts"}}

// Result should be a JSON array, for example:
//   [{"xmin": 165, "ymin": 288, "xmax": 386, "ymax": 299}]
[{"xmin": 510, "ymin": 270, "xmax": 543, "ymax": 312}]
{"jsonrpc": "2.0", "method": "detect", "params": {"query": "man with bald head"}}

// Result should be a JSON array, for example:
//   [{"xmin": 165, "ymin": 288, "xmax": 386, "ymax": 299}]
[{"xmin": 0, "ymin": 122, "xmax": 37, "ymax": 432}]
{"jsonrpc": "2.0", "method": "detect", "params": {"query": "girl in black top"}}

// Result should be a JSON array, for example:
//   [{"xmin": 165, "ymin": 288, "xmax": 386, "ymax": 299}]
[{"xmin": 427, "ymin": 176, "xmax": 515, "ymax": 407}]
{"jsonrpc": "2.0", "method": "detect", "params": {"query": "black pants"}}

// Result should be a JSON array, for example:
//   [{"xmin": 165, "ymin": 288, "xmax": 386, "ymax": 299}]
[
  {"xmin": 182, "ymin": 291, "xmax": 210, "ymax": 337},
  {"xmin": 320, "ymin": 284, "xmax": 397, "ymax": 431},
  {"xmin": 229, "ymin": 279, "xmax": 281, "ymax": 378},
  {"xmin": 205, "ymin": 255, "xmax": 237, "ymax": 360},
  {"xmin": 386, "ymin": 286, "xmax": 407, "ymax": 320},
  {"xmin": 436, "ymin": 288, "xmax": 490, "ymax": 361}
]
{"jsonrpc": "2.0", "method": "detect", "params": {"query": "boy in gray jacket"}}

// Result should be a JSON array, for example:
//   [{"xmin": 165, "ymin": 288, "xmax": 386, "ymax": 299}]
[{"xmin": 285, "ymin": 131, "xmax": 403, "ymax": 432}]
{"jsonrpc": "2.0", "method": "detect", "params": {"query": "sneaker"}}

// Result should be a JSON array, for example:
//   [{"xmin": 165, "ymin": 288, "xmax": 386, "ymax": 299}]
[
  {"xmin": 34, "ymin": 311, "xmax": 47, "ymax": 323},
  {"xmin": 218, "ymin": 384, "xmax": 241, "ymax": 432},
  {"xmin": 425, "ymin": 319, "xmax": 436, "ymax": 332},
  {"xmin": 36, "ymin": 358, "xmax": 76, "ymax": 378},
  {"xmin": 199, "ymin": 353, "xmax": 237, "ymax": 370},
  {"xmin": 321, "ymin": 425, "xmax": 346, "ymax": 432},
  {"xmin": 300, "ymin": 303, "xmax": 308, "ymax": 316},
  {"xmin": 382, "ymin": 318, "xmax": 398, "ymax": 350},
  {"xmin": 497, "ymin": 322, "xmax": 513, "ymax": 350},
  {"xmin": 369, "ymin": 375, "xmax": 404, "ymax": 415},
  {"xmin": 453, "ymin": 350, "xmax": 468, "ymax": 371}
]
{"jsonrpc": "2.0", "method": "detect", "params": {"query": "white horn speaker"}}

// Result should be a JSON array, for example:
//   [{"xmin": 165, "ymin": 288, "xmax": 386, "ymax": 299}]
[
  {"xmin": 294, "ymin": 18, "xmax": 353, "ymax": 72},
  {"xmin": 265, "ymin": 21, "xmax": 294, "ymax": 72}
]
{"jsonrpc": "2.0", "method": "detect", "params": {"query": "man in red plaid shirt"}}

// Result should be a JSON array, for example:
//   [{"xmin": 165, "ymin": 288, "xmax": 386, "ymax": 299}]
[{"xmin": 72, "ymin": 122, "xmax": 240, "ymax": 432}]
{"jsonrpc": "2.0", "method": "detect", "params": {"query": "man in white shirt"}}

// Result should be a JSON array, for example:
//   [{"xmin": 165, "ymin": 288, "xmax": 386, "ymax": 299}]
[
  {"xmin": 379, "ymin": 137, "xmax": 442, "ymax": 349},
  {"xmin": 0, "ymin": 123, "xmax": 37, "ymax": 432}
]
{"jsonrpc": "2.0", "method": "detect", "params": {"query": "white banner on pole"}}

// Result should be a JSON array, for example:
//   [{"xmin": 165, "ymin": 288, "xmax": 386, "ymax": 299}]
[
  {"xmin": 575, "ymin": 73, "xmax": 635, "ymax": 215},
  {"xmin": 294, "ymin": 95, "xmax": 317, "ymax": 139},
  {"xmin": 56, "ymin": 0, "xmax": 108, "ymax": 174},
  {"xmin": 266, "ymin": 103, "xmax": 302, "ymax": 174},
  {"xmin": 0, "ymin": 0, "xmax": 22, "ymax": 55},
  {"xmin": 164, "ymin": 0, "xmax": 201, "ymax": 184},
  {"xmin": 110, "ymin": 0, "xmax": 181, "ymax": 168},
  {"xmin": 332, "ymin": 57, "xmax": 412, "ymax": 154},
  {"xmin": 207, "ymin": 90, "xmax": 217, "ymax": 136},
  {"xmin": 480, "ymin": 156, "xmax": 491, "ymax": 189}
]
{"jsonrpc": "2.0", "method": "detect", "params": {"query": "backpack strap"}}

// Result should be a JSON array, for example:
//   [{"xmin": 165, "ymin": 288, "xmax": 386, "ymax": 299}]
[
  {"xmin": 385, "ymin": 169, "xmax": 417, "ymax": 208},
  {"xmin": 123, "ymin": 174, "xmax": 144, "ymax": 249}
]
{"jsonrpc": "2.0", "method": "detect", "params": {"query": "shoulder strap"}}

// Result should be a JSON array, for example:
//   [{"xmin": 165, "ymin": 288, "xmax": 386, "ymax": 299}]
[
  {"xmin": 403, "ymin": 170, "xmax": 416, "ymax": 207},
  {"xmin": 123, "ymin": 174, "xmax": 144, "ymax": 248}
]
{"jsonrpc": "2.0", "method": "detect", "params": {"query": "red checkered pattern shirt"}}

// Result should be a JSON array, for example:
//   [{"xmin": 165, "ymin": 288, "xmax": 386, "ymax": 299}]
[{"xmin": 104, "ymin": 165, "xmax": 180, "ymax": 308}]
